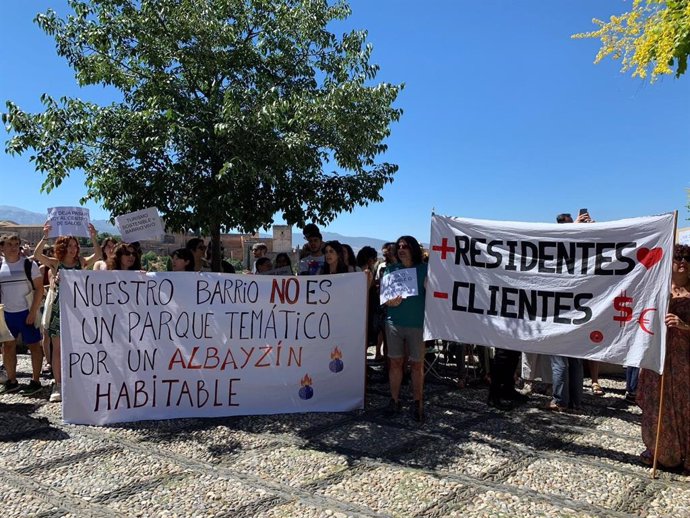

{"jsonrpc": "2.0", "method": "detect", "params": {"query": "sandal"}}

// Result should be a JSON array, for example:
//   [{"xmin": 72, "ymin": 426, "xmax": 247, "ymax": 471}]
[
  {"xmin": 592, "ymin": 382, "xmax": 605, "ymax": 396},
  {"xmin": 543, "ymin": 401, "xmax": 566, "ymax": 412}
]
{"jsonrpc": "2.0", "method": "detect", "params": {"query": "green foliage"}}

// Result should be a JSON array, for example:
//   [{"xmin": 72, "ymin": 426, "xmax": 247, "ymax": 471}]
[
  {"xmin": 574, "ymin": 0, "xmax": 690, "ymax": 81},
  {"xmin": 3, "ymin": 0, "xmax": 402, "ymax": 271}
]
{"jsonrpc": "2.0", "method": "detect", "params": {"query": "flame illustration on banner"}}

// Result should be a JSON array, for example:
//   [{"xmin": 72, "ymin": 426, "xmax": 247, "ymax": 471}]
[
  {"xmin": 298, "ymin": 373, "xmax": 314, "ymax": 400},
  {"xmin": 329, "ymin": 346, "xmax": 344, "ymax": 373}
]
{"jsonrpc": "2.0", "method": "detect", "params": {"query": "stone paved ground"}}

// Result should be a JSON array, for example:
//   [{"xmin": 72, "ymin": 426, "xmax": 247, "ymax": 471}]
[{"xmin": 1, "ymin": 354, "xmax": 688, "ymax": 518}]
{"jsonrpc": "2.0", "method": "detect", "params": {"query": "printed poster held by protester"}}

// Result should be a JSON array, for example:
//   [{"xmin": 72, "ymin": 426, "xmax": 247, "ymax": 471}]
[
  {"xmin": 46, "ymin": 207, "xmax": 91, "ymax": 238},
  {"xmin": 59, "ymin": 271, "xmax": 367, "ymax": 425},
  {"xmin": 379, "ymin": 267, "xmax": 419, "ymax": 305},
  {"xmin": 115, "ymin": 207, "xmax": 165, "ymax": 242},
  {"xmin": 424, "ymin": 213, "xmax": 675, "ymax": 374}
]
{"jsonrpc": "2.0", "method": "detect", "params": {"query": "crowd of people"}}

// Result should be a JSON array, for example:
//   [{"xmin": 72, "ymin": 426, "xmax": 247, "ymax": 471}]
[{"xmin": 0, "ymin": 215, "xmax": 689, "ymax": 472}]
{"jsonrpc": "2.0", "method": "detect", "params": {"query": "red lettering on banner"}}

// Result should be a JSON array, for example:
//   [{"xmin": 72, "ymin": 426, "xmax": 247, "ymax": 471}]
[{"xmin": 432, "ymin": 238, "xmax": 455, "ymax": 260}]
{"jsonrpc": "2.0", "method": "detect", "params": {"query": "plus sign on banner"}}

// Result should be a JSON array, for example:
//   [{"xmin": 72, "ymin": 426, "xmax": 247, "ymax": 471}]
[{"xmin": 423, "ymin": 213, "xmax": 675, "ymax": 374}]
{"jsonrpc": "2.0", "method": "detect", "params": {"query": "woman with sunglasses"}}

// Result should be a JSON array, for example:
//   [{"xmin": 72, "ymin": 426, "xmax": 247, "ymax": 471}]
[
  {"xmin": 637, "ymin": 244, "xmax": 690, "ymax": 469},
  {"xmin": 106, "ymin": 243, "xmax": 138, "ymax": 270},
  {"xmin": 381, "ymin": 235, "xmax": 427, "ymax": 422},
  {"xmin": 33, "ymin": 222, "xmax": 102, "ymax": 403}
]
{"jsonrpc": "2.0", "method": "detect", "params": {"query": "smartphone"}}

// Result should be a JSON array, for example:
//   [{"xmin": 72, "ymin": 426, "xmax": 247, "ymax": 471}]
[{"xmin": 579, "ymin": 208, "xmax": 588, "ymax": 216}]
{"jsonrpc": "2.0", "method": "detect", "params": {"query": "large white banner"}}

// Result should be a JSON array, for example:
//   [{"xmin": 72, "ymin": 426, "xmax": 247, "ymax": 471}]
[
  {"xmin": 60, "ymin": 271, "xmax": 367, "ymax": 425},
  {"xmin": 424, "ymin": 214, "xmax": 675, "ymax": 373}
]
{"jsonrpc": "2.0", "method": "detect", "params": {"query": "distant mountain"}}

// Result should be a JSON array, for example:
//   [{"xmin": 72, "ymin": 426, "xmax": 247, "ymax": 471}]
[
  {"xmin": 291, "ymin": 231, "xmax": 388, "ymax": 253},
  {"xmin": 0, "ymin": 205, "xmax": 119, "ymax": 235}
]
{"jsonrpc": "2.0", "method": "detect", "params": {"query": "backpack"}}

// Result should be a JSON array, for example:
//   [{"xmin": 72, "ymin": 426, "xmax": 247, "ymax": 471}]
[{"xmin": 0, "ymin": 257, "xmax": 36, "ymax": 304}]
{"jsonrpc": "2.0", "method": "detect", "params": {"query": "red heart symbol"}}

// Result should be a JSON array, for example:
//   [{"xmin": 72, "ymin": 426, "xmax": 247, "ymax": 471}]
[{"xmin": 637, "ymin": 247, "xmax": 663, "ymax": 269}]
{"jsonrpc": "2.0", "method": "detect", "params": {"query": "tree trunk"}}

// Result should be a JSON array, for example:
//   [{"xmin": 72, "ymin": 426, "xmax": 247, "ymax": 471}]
[{"xmin": 210, "ymin": 224, "xmax": 221, "ymax": 272}]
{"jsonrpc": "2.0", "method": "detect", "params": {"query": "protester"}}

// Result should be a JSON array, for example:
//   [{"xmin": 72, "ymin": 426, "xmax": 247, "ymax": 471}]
[
  {"xmin": 0, "ymin": 234, "xmax": 44, "ymax": 396},
  {"xmin": 382, "ymin": 235, "xmax": 427, "ymax": 422},
  {"xmin": 93, "ymin": 237, "xmax": 117, "ymax": 271},
  {"xmin": 546, "ymin": 211, "xmax": 587, "ymax": 412},
  {"xmin": 251, "ymin": 243, "xmax": 268, "ymax": 273},
  {"xmin": 37, "ymin": 245, "xmax": 55, "ymax": 378},
  {"xmin": 274, "ymin": 252, "xmax": 293, "ymax": 273},
  {"xmin": 33, "ymin": 222, "xmax": 101, "ymax": 402},
  {"xmin": 357, "ymin": 246, "xmax": 384, "ymax": 360},
  {"xmin": 185, "ymin": 238, "xmax": 209, "ymax": 272},
  {"xmin": 107, "ymin": 243, "xmax": 138, "ymax": 270},
  {"xmin": 319, "ymin": 241, "xmax": 349, "ymax": 274},
  {"xmin": 170, "ymin": 248, "xmax": 195, "ymax": 272},
  {"xmin": 299, "ymin": 223, "xmax": 321, "ymax": 259},
  {"xmin": 637, "ymin": 244, "xmax": 690, "ymax": 469},
  {"xmin": 342, "ymin": 244, "xmax": 360, "ymax": 272},
  {"xmin": 299, "ymin": 231, "xmax": 325, "ymax": 275},
  {"xmin": 625, "ymin": 367, "xmax": 639, "ymax": 403},
  {"xmin": 254, "ymin": 257, "xmax": 273, "ymax": 274}
]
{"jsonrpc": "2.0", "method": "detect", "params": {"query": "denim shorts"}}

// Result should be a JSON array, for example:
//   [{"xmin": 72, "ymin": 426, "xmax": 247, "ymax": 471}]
[
  {"xmin": 4, "ymin": 310, "xmax": 42, "ymax": 345},
  {"xmin": 385, "ymin": 323, "xmax": 424, "ymax": 362}
]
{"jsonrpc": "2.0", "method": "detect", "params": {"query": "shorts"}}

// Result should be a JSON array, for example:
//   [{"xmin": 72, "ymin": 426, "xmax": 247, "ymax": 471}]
[
  {"xmin": 385, "ymin": 323, "xmax": 424, "ymax": 362},
  {"xmin": 4, "ymin": 310, "xmax": 42, "ymax": 345}
]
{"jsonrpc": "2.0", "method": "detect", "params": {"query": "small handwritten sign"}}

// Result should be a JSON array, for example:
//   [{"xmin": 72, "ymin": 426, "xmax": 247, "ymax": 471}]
[
  {"xmin": 380, "ymin": 267, "xmax": 418, "ymax": 305},
  {"xmin": 115, "ymin": 207, "xmax": 165, "ymax": 242},
  {"xmin": 47, "ymin": 207, "xmax": 91, "ymax": 238}
]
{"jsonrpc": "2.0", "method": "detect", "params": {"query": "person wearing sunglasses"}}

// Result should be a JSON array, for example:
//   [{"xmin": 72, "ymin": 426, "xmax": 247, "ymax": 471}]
[
  {"xmin": 637, "ymin": 244, "xmax": 690, "ymax": 470},
  {"xmin": 106, "ymin": 243, "xmax": 138, "ymax": 270},
  {"xmin": 381, "ymin": 235, "xmax": 427, "ymax": 422},
  {"xmin": 185, "ymin": 238, "xmax": 210, "ymax": 272}
]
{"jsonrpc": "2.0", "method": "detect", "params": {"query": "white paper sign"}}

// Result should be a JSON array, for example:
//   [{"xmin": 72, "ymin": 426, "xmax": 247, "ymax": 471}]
[
  {"xmin": 424, "ymin": 214, "xmax": 674, "ymax": 374},
  {"xmin": 47, "ymin": 207, "xmax": 91, "ymax": 238},
  {"xmin": 60, "ymin": 271, "xmax": 367, "ymax": 425},
  {"xmin": 115, "ymin": 207, "xmax": 165, "ymax": 242},
  {"xmin": 379, "ymin": 267, "xmax": 418, "ymax": 305}
]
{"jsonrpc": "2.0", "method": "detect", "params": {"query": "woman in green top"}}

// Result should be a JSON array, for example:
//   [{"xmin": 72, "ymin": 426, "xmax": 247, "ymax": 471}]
[{"xmin": 382, "ymin": 235, "xmax": 428, "ymax": 422}]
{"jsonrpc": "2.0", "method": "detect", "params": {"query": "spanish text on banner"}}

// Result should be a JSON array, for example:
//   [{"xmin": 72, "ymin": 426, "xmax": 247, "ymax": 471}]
[
  {"xmin": 60, "ymin": 271, "xmax": 367, "ymax": 425},
  {"xmin": 423, "ymin": 214, "xmax": 674, "ymax": 373}
]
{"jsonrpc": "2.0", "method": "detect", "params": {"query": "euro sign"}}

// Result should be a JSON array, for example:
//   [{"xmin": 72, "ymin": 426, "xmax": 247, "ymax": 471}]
[{"xmin": 613, "ymin": 291, "xmax": 633, "ymax": 325}]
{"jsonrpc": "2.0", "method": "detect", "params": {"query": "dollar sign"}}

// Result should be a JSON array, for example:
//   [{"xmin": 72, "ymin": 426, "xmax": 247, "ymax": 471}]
[{"xmin": 613, "ymin": 290, "xmax": 633, "ymax": 326}]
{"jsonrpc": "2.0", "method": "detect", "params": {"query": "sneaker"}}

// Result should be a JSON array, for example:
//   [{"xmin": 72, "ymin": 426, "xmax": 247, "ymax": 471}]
[
  {"xmin": 0, "ymin": 366, "xmax": 7, "ymax": 384},
  {"xmin": 49, "ymin": 383, "xmax": 62, "ymax": 403},
  {"xmin": 384, "ymin": 398, "xmax": 402, "ymax": 416},
  {"xmin": 0, "ymin": 380, "xmax": 20, "ymax": 395},
  {"xmin": 19, "ymin": 380, "xmax": 43, "ymax": 397}
]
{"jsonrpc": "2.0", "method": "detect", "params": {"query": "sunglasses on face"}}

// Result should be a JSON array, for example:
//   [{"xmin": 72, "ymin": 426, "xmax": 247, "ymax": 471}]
[
  {"xmin": 397, "ymin": 243, "xmax": 409, "ymax": 250},
  {"xmin": 674, "ymin": 255, "xmax": 690, "ymax": 262},
  {"xmin": 197, "ymin": 245, "xmax": 207, "ymax": 251}
]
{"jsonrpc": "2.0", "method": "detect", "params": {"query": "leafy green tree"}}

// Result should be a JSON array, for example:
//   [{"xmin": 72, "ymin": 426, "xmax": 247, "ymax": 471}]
[
  {"xmin": 574, "ymin": 0, "xmax": 690, "ymax": 81},
  {"xmin": 3, "ymin": 0, "xmax": 402, "ymax": 271}
]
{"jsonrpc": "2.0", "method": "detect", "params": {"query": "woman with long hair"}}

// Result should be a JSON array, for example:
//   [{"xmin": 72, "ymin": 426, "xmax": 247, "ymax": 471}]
[
  {"xmin": 319, "ymin": 240, "xmax": 349, "ymax": 275},
  {"xmin": 93, "ymin": 237, "xmax": 117, "ymax": 271},
  {"xmin": 342, "ymin": 244, "xmax": 360, "ymax": 272},
  {"xmin": 381, "ymin": 235, "xmax": 427, "ymax": 422},
  {"xmin": 33, "ymin": 222, "xmax": 101, "ymax": 403},
  {"xmin": 170, "ymin": 248, "xmax": 195, "ymax": 272},
  {"xmin": 638, "ymin": 244, "xmax": 690, "ymax": 469},
  {"xmin": 107, "ymin": 243, "xmax": 138, "ymax": 271}
]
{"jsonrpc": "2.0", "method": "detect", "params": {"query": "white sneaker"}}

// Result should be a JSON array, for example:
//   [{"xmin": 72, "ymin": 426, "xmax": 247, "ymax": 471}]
[
  {"xmin": 49, "ymin": 383, "xmax": 62, "ymax": 403},
  {"xmin": 0, "ymin": 366, "xmax": 7, "ymax": 384}
]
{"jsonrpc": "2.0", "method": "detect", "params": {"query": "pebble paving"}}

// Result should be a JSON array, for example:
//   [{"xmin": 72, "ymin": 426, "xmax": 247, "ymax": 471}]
[{"xmin": 1, "ymin": 355, "xmax": 688, "ymax": 517}]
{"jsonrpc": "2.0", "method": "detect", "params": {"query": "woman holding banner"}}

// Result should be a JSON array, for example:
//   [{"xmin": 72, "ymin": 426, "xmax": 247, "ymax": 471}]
[
  {"xmin": 382, "ymin": 235, "xmax": 427, "ymax": 422},
  {"xmin": 638, "ymin": 244, "xmax": 690, "ymax": 470},
  {"xmin": 93, "ymin": 237, "xmax": 117, "ymax": 271},
  {"xmin": 33, "ymin": 223, "xmax": 101, "ymax": 403}
]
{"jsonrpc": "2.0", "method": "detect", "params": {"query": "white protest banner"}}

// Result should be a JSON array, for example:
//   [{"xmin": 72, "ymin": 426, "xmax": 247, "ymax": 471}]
[
  {"xmin": 60, "ymin": 271, "xmax": 367, "ymax": 425},
  {"xmin": 115, "ymin": 207, "xmax": 165, "ymax": 242},
  {"xmin": 47, "ymin": 207, "xmax": 91, "ymax": 238},
  {"xmin": 424, "ymin": 214, "xmax": 675, "ymax": 373},
  {"xmin": 379, "ymin": 267, "xmax": 419, "ymax": 305}
]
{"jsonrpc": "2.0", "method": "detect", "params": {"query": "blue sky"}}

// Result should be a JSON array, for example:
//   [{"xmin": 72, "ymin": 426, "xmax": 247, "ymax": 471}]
[{"xmin": 1, "ymin": 1, "xmax": 688, "ymax": 243}]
